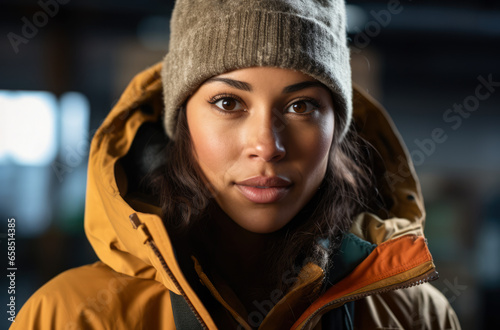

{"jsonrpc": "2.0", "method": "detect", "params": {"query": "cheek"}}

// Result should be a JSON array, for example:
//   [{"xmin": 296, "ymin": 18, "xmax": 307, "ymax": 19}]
[
  {"xmin": 292, "ymin": 115, "xmax": 334, "ymax": 176},
  {"xmin": 187, "ymin": 108, "xmax": 236, "ymax": 181},
  {"xmin": 316, "ymin": 113, "xmax": 335, "ymax": 158}
]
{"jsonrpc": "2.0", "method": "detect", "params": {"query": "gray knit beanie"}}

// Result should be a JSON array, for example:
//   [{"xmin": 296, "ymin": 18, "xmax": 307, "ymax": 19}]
[{"xmin": 162, "ymin": 0, "xmax": 352, "ymax": 140}]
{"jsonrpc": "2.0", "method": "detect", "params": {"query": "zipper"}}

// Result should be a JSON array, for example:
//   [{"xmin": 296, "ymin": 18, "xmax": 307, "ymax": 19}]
[
  {"xmin": 129, "ymin": 213, "xmax": 207, "ymax": 329},
  {"xmin": 299, "ymin": 268, "xmax": 439, "ymax": 329}
]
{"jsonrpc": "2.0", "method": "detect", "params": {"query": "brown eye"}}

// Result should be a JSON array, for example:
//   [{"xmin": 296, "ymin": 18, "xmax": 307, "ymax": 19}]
[
  {"xmin": 286, "ymin": 100, "xmax": 318, "ymax": 114},
  {"xmin": 292, "ymin": 101, "xmax": 307, "ymax": 113},
  {"xmin": 222, "ymin": 98, "xmax": 236, "ymax": 110},
  {"xmin": 214, "ymin": 97, "xmax": 244, "ymax": 111}
]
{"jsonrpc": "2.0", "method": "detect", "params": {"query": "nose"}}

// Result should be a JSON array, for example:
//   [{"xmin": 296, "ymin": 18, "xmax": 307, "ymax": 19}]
[{"xmin": 244, "ymin": 107, "xmax": 286, "ymax": 162}]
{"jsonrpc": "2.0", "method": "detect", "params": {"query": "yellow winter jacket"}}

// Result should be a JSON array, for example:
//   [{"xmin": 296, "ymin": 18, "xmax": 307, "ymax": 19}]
[{"xmin": 12, "ymin": 63, "xmax": 461, "ymax": 329}]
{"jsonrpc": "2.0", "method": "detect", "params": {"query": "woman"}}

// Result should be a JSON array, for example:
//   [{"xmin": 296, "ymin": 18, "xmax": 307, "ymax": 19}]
[{"xmin": 13, "ymin": 0, "xmax": 461, "ymax": 329}]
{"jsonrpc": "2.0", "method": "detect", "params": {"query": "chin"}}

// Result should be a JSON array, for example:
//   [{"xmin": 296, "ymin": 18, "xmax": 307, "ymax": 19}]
[{"xmin": 230, "ymin": 211, "xmax": 293, "ymax": 234}]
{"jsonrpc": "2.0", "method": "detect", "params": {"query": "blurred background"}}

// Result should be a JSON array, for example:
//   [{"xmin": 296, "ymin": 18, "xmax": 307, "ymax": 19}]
[{"xmin": 1, "ymin": 0, "xmax": 499, "ymax": 328}]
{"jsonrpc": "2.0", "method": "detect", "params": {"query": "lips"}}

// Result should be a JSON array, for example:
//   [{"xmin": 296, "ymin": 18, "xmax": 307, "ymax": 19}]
[{"xmin": 235, "ymin": 176, "xmax": 292, "ymax": 203}]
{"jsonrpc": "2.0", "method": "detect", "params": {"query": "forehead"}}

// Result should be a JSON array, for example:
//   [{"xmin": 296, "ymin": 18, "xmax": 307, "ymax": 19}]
[
  {"xmin": 199, "ymin": 67, "xmax": 331, "ymax": 96},
  {"xmin": 210, "ymin": 67, "xmax": 316, "ymax": 84}
]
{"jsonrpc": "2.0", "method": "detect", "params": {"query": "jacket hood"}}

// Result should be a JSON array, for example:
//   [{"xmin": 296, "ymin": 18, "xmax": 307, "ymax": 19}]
[
  {"xmin": 83, "ymin": 62, "xmax": 428, "ymax": 325},
  {"xmin": 350, "ymin": 84, "xmax": 426, "ymax": 244}
]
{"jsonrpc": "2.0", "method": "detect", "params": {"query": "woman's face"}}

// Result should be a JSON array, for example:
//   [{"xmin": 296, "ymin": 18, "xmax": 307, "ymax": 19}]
[{"xmin": 186, "ymin": 67, "xmax": 335, "ymax": 233}]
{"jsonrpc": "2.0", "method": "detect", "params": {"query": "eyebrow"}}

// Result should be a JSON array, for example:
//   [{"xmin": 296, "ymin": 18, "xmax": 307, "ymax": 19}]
[
  {"xmin": 281, "ymin": 81, "xmax": 325, "ymax": 94},
  {"xmin": 204, "ymin": 78, "xmax": 326, "ymax": 94},
  {"xmin": 205, "ymin": 77, "xmax": 252, "ymax": 91}
]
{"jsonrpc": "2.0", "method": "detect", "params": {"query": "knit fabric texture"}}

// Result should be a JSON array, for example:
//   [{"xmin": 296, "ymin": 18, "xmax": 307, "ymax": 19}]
[{"xmin": 161, "ymin": 0, "xmax": 352, "ymax": 140}]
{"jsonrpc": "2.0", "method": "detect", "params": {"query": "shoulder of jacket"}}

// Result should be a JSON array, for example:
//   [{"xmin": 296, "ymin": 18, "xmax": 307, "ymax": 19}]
[
  {"xmin": 11, "ymin": 261, "xmax": 174, "ymax": 329},
  {"xmin": 354, "ymin": 283, "xmax": 462, "ymax": 330}
]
